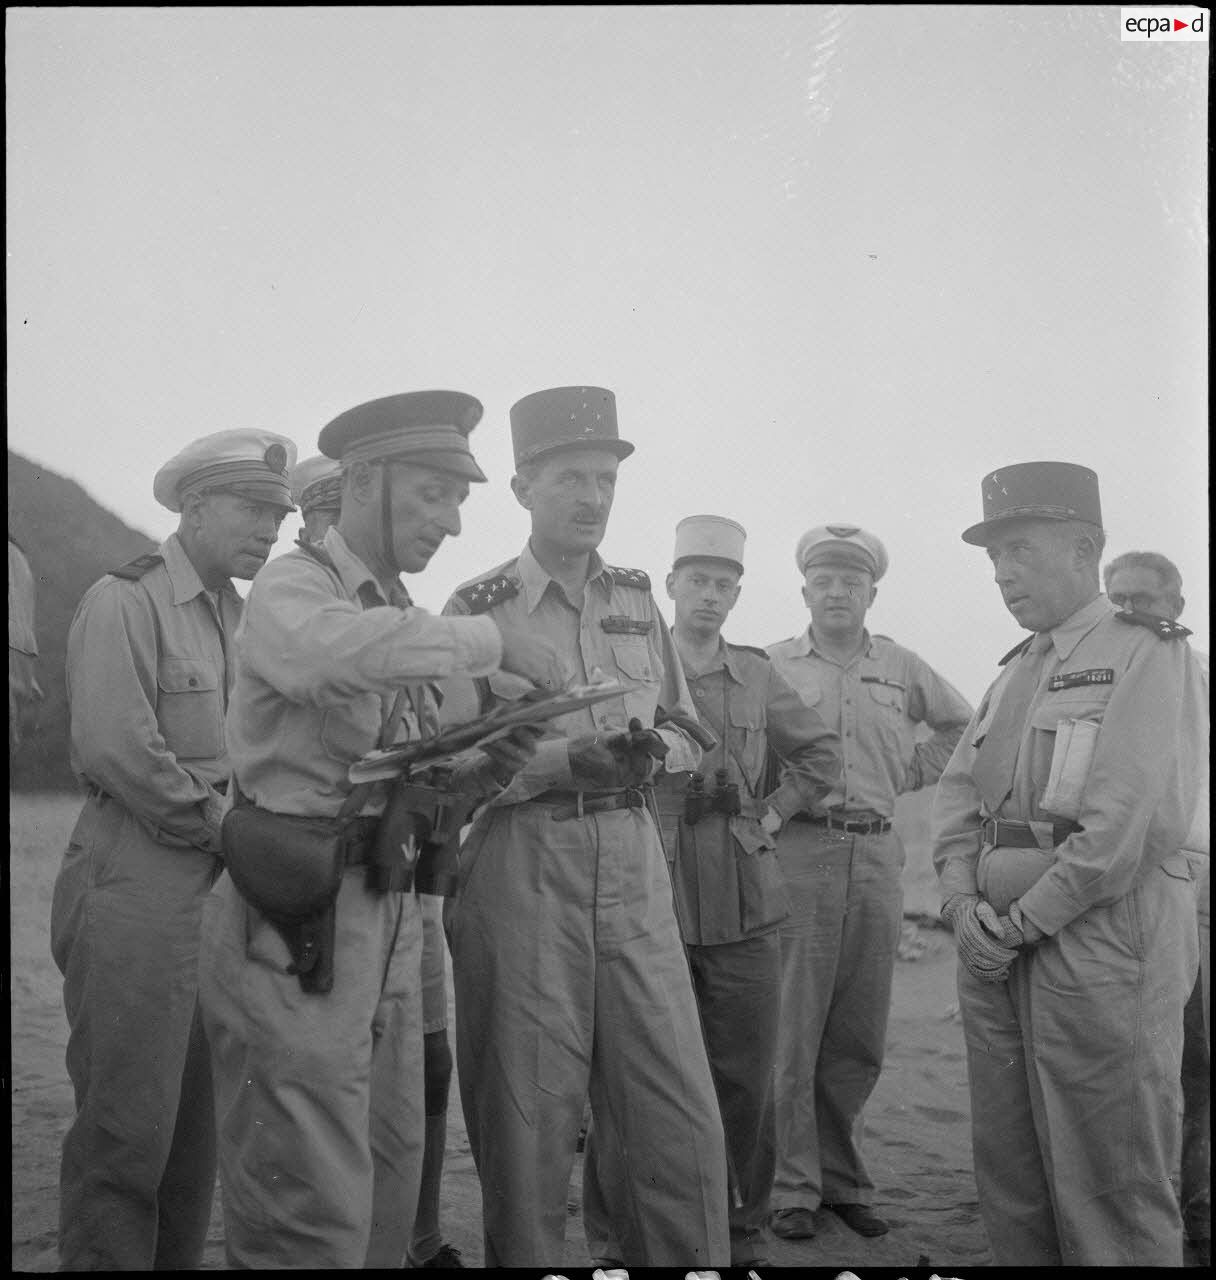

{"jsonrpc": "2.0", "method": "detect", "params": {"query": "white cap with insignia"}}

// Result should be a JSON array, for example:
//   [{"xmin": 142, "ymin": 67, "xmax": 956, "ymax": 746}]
[
  {"xmin": 154, "ymin": 429, "xmax": 298, "ymax": 514},
  {"xmin": 796, "ymin": 524, "xmax": 888, "ymax": 581}
]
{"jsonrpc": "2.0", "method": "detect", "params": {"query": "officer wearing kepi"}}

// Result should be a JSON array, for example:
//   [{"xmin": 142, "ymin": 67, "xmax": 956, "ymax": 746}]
[
  {"xmin": 443, "ymin": 387, "xmax": 731, "ymax": 1268},
  {"xmin": 197, "ymin": 392, "xmax": 560, "ymax": 1269},
  {"xmin": 766, "ymin": 524, "xmax": 973, "ymax": 1241},
  {"xmin": 50, "ymin": 429, "xmax": 297, "ymax": 1269},
  {"xmin": 584, "ymin": 514, "xmax": 840, "ymax": 1267},
  {"xmin": 289, "ymin": 448, "xmax": 464, "ymax": 1267},
  {"xmin": 932, "ymin": 462, "xmax": 1208, "ymax": 1266}
]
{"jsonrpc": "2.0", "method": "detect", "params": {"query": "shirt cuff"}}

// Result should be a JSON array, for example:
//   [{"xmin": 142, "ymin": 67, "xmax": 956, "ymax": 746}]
[{"xmin": 452, "ymin": 615, "xmax": 502, "ymax": 678}]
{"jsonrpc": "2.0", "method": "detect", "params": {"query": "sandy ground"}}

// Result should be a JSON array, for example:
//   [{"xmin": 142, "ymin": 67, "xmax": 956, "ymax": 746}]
[{"xmin": 11, "ymin": 790, "xmax": 990, "ymax": 1271}]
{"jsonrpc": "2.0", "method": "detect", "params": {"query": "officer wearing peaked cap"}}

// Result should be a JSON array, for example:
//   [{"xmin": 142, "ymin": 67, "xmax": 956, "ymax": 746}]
[
  {"xmin": 197, "ymin": 392, "xmax": 559, "ymax": 1269},
  {"xmin": 584, "ymin": 514, "xmax": 841, "ymax": 1268},
  {"xmin": 50, "ymin": 427, "xmax": 296, "ymax": 1270},
  {"xmin": 290, "ymin": 454, "xmax": 344, "ymax": 545},
  {"xmin": 932, "ymin": 461, "xmax": 1208, "ymax": 1265},
  {"xmin": 441, "ymin": 387, "xmax": 732, "ymax": 1267},
  {"xmin": 766, "ymin": 521, "xmax": 972, "ymax": 1242}
]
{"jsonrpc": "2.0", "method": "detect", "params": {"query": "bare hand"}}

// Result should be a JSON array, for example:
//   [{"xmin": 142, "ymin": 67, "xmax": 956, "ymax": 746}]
[{"xmin": 495, "ymin": 624, "xmax": 567, "ymax": 691}]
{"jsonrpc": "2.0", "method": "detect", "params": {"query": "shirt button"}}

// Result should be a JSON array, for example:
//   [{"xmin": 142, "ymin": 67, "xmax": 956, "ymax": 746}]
[
  {"xmin": 188, "ymin": 677, "xmax": 198, "ymax": 687},
  {"xmin": 695, "ymin": 689, "xmax": 706, "ymax": 699},
  {"xmin": 599, "ymin": 716, "xmax": 611, "ymax": 727}
]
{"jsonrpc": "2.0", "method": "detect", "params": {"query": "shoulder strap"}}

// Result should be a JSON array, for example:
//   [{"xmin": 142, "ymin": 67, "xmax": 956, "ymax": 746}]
[
  {"xmin": 455, "ymin": 572, "xmax": 520, "ymax": 614},
  {"xmin": 109, "ymin": 552, "xmax": 164, "ymax": 581},
  {"xmin": 606, "ymin": 565, "xmax": 651, "ymax": 591},
  {"xmin": 1114, "ymin": 610, "xmax": 1192, "ymax": 640}
]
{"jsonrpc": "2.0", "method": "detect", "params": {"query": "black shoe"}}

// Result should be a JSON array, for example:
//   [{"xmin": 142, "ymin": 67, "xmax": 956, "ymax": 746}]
[
  {"xmin": 412, "ymin": 1242, "xmax": 464, "ymax": 1267},
  {"xmin": 770, "ymin": 1206, "xmax": 818, "ymax": 1239},
  {"xmin": 822, "ymin": 1202, "xmax": 889, "ymax": 1237},
  {"xmin": 730, "ymin": 1225, "xmax": 771, "ymax": 1266}
]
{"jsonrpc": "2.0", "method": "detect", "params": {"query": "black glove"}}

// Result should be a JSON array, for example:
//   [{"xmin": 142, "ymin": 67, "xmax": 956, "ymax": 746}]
[
  {"xmin": 568, "ymin": 719, "xmax": 667, "ymax": 790},
  {"xmin": 616, "ymin": 717, "xmax": 669, "ymax": 784}
]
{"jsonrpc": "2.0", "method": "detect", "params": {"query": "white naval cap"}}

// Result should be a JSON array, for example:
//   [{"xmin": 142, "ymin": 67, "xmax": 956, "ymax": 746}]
[
  {"xmin": 673, "ymin": 514, "xmax": 747, "ymax": 574},
  {"xmin": 290, "ymin": 454, "xmax": 344, "ymax": 514},
  {"xmin": 796, "ymin": 524, "xmax": 888, "ymax": 581},
  {"xmin": 153, "ymin": 429, "xmax": 298, "ymax": 514}
]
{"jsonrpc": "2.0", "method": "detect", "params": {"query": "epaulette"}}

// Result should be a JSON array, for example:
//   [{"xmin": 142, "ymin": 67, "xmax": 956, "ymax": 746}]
[
  {"xmin": 1115, "ymin": 610, "xmax": 1192, "ymax": 640},
  {"xmin": 606, "ymin": 565, "xmax": 651, "ymax": 591},
  {"xmin": 108, "ymin": 552, "xmax": 164, "ymax": 581},
  {"xmin": 998, "ymin": 636, "xmax": 1033, "ymax": 666},
  {"xmin": 726, "ymin": 641, "xmax": 770, "ymax": 660},
  {"xmin": 871, "ymin": 633, "xmax": 893, "ymax": 641},
  {"xmin": 456, "ymin": 573, "xmax": 520, "ymax": 615}
]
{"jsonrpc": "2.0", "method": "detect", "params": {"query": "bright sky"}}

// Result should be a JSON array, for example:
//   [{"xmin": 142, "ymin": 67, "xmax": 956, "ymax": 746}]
[{"xmin": 7, "ymin": 5, "xmax": 1208, "ymax": 704}]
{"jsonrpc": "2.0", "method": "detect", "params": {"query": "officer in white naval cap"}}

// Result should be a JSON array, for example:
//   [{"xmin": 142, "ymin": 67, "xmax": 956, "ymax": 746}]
[
  {"xmin": 50, "ymin": 428, "xmax": 298, "ymax": 1269},
  {"xmin": 290, "ymin": 453, "xmax": 344, "ymax": 546},
  {"xmin": 584, "ymin": 514, "xmax": 840, "ymax": 1267},
  {"xmin": 766, "ymin": 523, "xmax": 973, "ymax": 1242}
]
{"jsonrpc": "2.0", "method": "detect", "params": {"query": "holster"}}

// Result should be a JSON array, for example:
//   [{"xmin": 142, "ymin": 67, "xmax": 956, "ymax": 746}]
[{"xmin": 277, "ymin": 903, "xmax": 337, "ymax": 995}]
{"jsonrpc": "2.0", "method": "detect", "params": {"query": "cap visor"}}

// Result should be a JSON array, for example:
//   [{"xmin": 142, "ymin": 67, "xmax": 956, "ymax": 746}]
[{"xmin": 518, "ymin": 437, "xmax": 635, "ymax": 467}]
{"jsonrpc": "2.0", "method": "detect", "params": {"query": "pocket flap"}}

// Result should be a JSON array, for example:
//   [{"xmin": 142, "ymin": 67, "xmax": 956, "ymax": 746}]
[
  {"xmin": 728, "ymin": 703, "xmax": 763, "ymax": 730},
  {"xmin": 611, "ymin": 643, "xmax": 655, "ymax": 682},
  {"xmin": 730, "ymin": 815, "xmax": 776, "ymax": 855},
  {"xmin": 158, "ymin": 658, "xmax": 218, "ymax": 694}
]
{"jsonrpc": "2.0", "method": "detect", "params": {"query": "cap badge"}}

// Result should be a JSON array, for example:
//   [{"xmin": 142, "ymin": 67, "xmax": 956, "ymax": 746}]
[
  {"xmin": 826, "ymin": 525, "xmax": 861, "ymax": 538},
  {"xmin": 264, "ymin": 443, "xmax": 288, "ymax": 474}
]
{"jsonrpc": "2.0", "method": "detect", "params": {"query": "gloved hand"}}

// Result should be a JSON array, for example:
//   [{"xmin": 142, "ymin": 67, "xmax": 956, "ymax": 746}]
[
  {"xmin": 451, "ymin": 724, "xmax": 545, "ymax": 798},
  {"xmin": 941, "ymin": 893, "xmax": 1020, "ymax": 983},
  {"xmin": 568, "ymin": 719, "xmax": 667, "ymax": 790},
  {"xmin": 1007, "ymin": 899, "xmax": 1046, "ymax": 947}
]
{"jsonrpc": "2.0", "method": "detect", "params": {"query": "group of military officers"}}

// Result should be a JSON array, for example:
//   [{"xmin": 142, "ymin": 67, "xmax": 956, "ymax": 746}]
[{"xmin": 43, "ymin": 384, "xmax": 1208, "ymax": 1270}]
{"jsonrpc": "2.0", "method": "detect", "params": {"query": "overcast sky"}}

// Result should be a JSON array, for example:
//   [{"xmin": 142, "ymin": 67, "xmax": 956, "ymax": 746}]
[{"xmin": 7, "ymin": 5, "xmax": 1208, "ymax": 704}]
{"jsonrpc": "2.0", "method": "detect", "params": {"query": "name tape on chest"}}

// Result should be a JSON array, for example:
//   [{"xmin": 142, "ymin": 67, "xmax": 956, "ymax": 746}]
[
  {"xmin": 859, "ymin": 675, "xmax": 906, "ymax": 691},
  {"xmin": 601, "ymin": 615, "xmax": 653, "ymax": 635},
  {"xmin": 1047, "ymin": 668, "xmax": 1115, "ymax": 691}
]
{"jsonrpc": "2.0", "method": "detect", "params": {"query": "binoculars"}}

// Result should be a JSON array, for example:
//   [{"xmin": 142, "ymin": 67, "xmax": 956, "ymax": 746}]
[{"xmin": 683, "ymin": 768, "xmax": 742, "ymax": 825}]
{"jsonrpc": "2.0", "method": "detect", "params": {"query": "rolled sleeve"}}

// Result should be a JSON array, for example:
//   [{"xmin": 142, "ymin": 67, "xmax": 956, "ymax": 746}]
[{"xmin": 905, "ymin": 657, "xmax": 973, "ymax": 791}]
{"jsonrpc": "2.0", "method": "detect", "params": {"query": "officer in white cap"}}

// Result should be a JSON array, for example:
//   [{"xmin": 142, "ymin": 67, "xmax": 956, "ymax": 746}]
[
  {"xmin": 932, "ymin": 463, "xmax": 1208, "ymax": 1265},
  {"xmin": 584, "ymin": 514, "xmax": 840, "ymax": 1267},
  {"xmin": 290, "ymin": 453, "xmax": 344, "ymax": 545},
  {"xmin": 766, "ymin": 523, "xmax": 973, "ymax": 1242},
  {"xmin": 49, "ymin": 428, "xmax": 297, "ymax": 1270},
  {"xmin": 442, "ymin": 387, "xmax": 730, "ymax": 1268},
  {"xmin": 197, "ymin": 391, "xmax": 562, "ymax": 1269}
]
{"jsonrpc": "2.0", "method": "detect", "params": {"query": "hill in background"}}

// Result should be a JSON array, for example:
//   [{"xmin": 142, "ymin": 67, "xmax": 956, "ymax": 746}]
[{"xmin": 8, "ymin": 449, "xmax": 157, "ymax": 791}]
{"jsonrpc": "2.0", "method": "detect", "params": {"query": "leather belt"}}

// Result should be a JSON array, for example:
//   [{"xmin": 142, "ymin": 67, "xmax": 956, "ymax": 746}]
[
  {"xmin": 791, "ymin": 810, "xmax": 892, "ymax": 836},
  {"xmin": 982, "ymin": 817, "xmax": 1079, "ymax": 848},
  {"xmin": 535, "ymin": 786, "xmax": 648, "ymax": 822}
]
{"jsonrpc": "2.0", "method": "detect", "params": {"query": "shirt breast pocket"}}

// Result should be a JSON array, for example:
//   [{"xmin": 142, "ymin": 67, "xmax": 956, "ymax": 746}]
[
  {"xmin": 728, "ymin": 702, "xmax": 764, "ymax": 780},
  {"xmin": 320, "ymin": 693, "xmax": 382, "ymax": 764},
  {"xmin": 866, "ymin": 681, "xmax": 906, "ymax": 715},
  {"xmin": 157, "ymin": 657, "xmax": 222, "ymax": 760},
  {"xmin": 1028, "ymin": 689, "xmax": 1112, "ymax": 807},
  {"xmin": 611, "ymin": 640, "xmax": 660, "ymax": 722}
]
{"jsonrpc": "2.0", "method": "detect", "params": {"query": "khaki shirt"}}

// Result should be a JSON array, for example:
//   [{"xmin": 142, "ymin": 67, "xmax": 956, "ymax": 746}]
[
  {"xmin": 8, "ymin": 540, "xmax": 38, "ymax": 656},
  {"xmin": 443, "ymin": 542, "xmax": 703, "ymax": 805},
  {"xmin": 932, "ymin": 595, "xmax": 1209, "ymax": 936},
  {"xmin": 767, "ymin": 628, "xmax": 972, "ymax": 817},
  {"xmin": 66, "ymin": 532, "xmax": 240, "ymax": 850},
  {"xmin": 227, "ymin": 527, "xmax": 501, "ymax": 817},
  {"xmin": 655, "ymin": 638, "xmax": 841, "ymax": 945}
]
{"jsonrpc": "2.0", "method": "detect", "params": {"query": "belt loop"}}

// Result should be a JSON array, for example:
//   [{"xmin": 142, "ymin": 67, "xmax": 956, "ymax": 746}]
[{"xmin": 576, "ymin": 791, "xmax": 584, "ymax": 820}]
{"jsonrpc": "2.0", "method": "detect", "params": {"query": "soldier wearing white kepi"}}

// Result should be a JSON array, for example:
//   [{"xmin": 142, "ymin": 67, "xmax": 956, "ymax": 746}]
[
  {"xmin": 932, "ymin": 462, "xmax": 1208, "ymax": 1266},
  {"xmin": 766, "ymin": 524, "xmax": 973, "ymax": 1241},
  {"xmin": 198, "ymin": 391, "xmax": 557, "ymax": 1269},
  {"xmin": 50, "ymin": 429, "xmax": 297, "ymax": 1270},
  {"xmin": 581, "ymin": 514, "xmax": 840, "ymax": 1267},
  {"xmin": 442, "ymin": 386, "xmax": 731, "ymax": 1268}
]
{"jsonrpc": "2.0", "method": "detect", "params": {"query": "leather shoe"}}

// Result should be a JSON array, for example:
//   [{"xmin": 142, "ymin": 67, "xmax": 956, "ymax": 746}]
[
  {"xmin": 770, "ymin": 1207, "xmax": 818, "ymax": 1239},
  {"xmin": 729, "ymin": 1226, "xmax": 770, "ymax": 1266},
  {"xmin": 822, "ymin": 1202, "xmax": 889, "ymax": 1237}
]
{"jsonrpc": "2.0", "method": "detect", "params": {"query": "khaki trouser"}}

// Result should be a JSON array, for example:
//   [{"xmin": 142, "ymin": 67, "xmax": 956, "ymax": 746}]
[
  {"xmin": 959, "ymin": 853, "xmax": 1198, "ymax": 1266},
  {"xmin": 771, "ymin": 823, "xmax": 905, "ymax": 1211},
  {"xmin": 50, "ymin": 793, "xmax": 220, "ymax": 1270},
  {"xmin": 584, "ymin": 930, "xmax": 781, "ymax": 1261},
  {"xmin": 1181, "ymin": 857, "xmax": 1210, "ymax": 1245},
  {"xmin": 449, "ymin": 802, "xmax": 730, "ymax": 1268},
  {"xmin": 198, "ymin": 868, "xmax": 424, "ymax": 1269}
]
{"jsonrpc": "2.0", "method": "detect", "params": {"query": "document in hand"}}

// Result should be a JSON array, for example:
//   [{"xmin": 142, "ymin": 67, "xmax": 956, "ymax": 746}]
[{"xmin": 348, "ymin": 679, "xmax": 629, "ymax": 784}]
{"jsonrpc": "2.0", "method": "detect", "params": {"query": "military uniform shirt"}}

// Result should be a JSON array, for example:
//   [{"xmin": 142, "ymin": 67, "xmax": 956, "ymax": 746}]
[
  {"xmin": 444, "ymin": 542, "xmax": 702, "ymax": 804},
  {"xmin": 655, "ymin": 639, "xmax": 841, "ymax": 945},
  {"xmin": 933, "ymin": 595, "xmax": 1208, "ymax": 935},
  {"xmin": 766, "ymin": 628, "xmax": 972, "ymax": 817},
  {"xmin": 227, "ymin": 525, "xmax": 501, "ymax": 817},
  {"xmin": 66, "ymin": 532, "xmax": 240, "ymax": 850}
]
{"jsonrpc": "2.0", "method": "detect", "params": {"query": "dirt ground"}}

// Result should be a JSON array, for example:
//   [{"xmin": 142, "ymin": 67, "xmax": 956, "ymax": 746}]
[{"xmin": 12, "ymin": 790, "xmax": 988, "ymax": 1271}]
